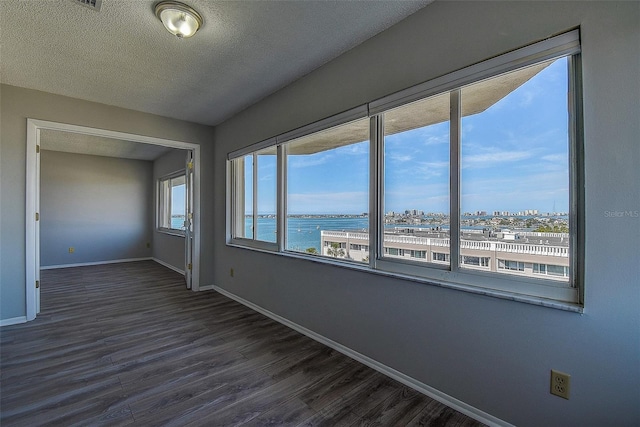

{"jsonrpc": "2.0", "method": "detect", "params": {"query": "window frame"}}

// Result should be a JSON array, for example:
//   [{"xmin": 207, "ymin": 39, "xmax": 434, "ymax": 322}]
[
  {"xmin": 282, "ymin": 117, "xmax": 370, "ymax": 257},
  {"xmin": 227, "ymin": 29, "xmax": 584, "ymax": 309},
  {"xmin": 372, "ymin": 46, "xmax": 581, "ymax": 303},
  {"xmin": 229, "ymin": 150, "xmax": 278, "ymax": 252},
  {"xmin": 157, "ymin": 170, "xmax": 187, "ymax": 237}
]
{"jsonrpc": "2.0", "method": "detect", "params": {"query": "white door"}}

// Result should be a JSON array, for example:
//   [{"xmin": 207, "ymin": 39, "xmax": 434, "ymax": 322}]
[
  {"xmin": 184, "ymin": 150, "xmax": 194, "ymax": 289},
  {"xmin": 35, "ymin": 142, "xmax": 41, "ymax": 313}
]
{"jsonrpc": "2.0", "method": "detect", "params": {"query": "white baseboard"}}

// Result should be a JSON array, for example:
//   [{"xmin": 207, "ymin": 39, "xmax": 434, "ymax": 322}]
[
  {"xmin": 212, "ymin": 285, "xmax": 511, "ymax": 427},
  {"xmin": 1, "ymin": 316, "xmax": 27, "ymax": 327},
  {"xmin": 197, "ymin": 285, "xmax": 215, "ymax": 291},
  {"xmin": 152, "ymin": 258, "xmax": 185, "ymax": 275},
  {"xmin": 41, "ymin": 257, "xmax": 152, "ymax": 270}
]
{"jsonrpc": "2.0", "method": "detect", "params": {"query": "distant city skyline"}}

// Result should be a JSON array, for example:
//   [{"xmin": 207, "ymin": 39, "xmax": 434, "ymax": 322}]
[{"xmin": 252, "ymin": 58, "xmax": 569, "ymax": 216}]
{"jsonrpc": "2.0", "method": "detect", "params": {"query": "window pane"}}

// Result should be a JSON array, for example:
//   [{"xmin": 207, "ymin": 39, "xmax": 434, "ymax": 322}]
[
  {"xmin": 158, "ymin": 174, "xmax": 186, "ymax": 232},
  {"xmin": 255, "ymin": 147, "xmax": 277, "ymax": 243},
  {"xmin": 170, "ymin": 175, "xmax": 186, "ymax": 230},
  {"xmin": 243, "ymin": 155, "xmax": 254, "ymax": 239},
  {"xmin": 286, "ymin": 118, "xmax": 369, "ymax": 261},
  {"xmin": 159, "ymin": 179, "xmax": 171, "ymax": 229},
  {"xmin": 460, "ymin": 58, "xmax": 570, "ymax": 283},
  {"xmin": 383, "ymin": 93, "xmax": 450, "ymax": 265}
]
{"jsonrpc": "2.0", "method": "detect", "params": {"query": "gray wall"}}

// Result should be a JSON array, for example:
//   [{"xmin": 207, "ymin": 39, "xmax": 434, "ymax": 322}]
[
  {"xmin": 212, "ymin": 2, "xmax": 639, "ymax": 426},
  {"xmin": 0, "ymin": 85, "xmax": 215, "ymax": 321},
  {"xmin": 152, "ymin": 148, "xmax": 188, "ymax": 272},
  {"xmin": 1, "ymin": 1, "xmax": 638, "ymax": 425},
  {"xmin": 40, "ymin": 150, "xmax": 153, "ymax": 267}
]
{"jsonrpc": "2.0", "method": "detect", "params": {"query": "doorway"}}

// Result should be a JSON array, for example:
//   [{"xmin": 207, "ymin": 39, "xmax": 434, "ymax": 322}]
[{"xmin": 25, "ymin": 119, "xmax": 201, "ymax": 321}]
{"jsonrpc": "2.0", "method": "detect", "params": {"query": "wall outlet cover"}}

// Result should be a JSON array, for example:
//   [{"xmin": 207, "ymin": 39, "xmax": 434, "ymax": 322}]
[{"xmin": 550, "ymin": 370, "xmax": 570, "ymax": 399}]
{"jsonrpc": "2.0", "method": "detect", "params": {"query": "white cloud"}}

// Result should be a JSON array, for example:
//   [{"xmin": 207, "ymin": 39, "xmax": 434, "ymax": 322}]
[
  {"xmin": 336, "ymin": 142, "xmax": 368, "ymax": 156},
  {"xmin": 462, "ymin": 149, "xmax": 532, "ymax": 167},
  {"xmin": 423, "ymin": 134, "xmax": 449, "ymax": 146},
  {"xmin": 419, "ymin": 161, "xmax": 449, "ymax": 169},
  {"xmin": 541, "ymin": 153, "xmax": 567, "ymax": 162},
  {"xmin": 288, "ymin": 154, "xmax": 332, "ymax": 168},
  {"xmin": 518, "ymin": 90, "xmax": 536, "ymax": 107},
  {"xmin": 389, "ymin": 153, "xmax": 413, "ymax": 162},
  {"xmin": 461, "ymin": 122, "xmax": 474, "ymax": 136},
  {"xmin": 414, "ymin": 161, "xmax": 449, "ymax": 179}
]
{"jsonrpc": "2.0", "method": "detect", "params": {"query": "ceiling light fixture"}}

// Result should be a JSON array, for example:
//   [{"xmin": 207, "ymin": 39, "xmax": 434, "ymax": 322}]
[{"xmin": 155, "ymin": 1, "xmax": 203, "ymax": 39}]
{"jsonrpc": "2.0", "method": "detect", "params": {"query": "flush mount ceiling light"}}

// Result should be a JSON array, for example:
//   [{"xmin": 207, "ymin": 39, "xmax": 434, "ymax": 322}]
[{"xmin": 155, "ymin": 1, "xmax": 203, "ymax": 38}]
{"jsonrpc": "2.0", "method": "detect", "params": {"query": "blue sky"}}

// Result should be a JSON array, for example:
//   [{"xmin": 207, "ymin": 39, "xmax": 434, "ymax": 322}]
[
  {"xmin": 171, "ymin": 184, "xmax": 186, "ymax": 215},
  {"xmin": 287, "ymin": 141, "xmax": 369, "ymax": 214},
  {"xmin": 252, "ymin": 58, "xmax": 569, "ymax": 215}
]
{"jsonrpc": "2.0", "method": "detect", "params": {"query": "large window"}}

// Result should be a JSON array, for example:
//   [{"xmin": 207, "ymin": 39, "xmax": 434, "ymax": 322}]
[
  {"xmin": 158, "ymin": 172, "xmax": 186, "ymax": 233},
  {"xmin": 383, "ymin": 93, "xmax": 450, "ymax": 267},
  {"xmin": 460, "ymin": 58, "xmax": 571, "ymax": 283},
  {"xmin": 231, "ymin": 147, "xmax": 277, "ymax": 245},
  {"xmin": 228, "ymin": 31, "xmax": 582, "ymax": 306},
  {"xmin": 285, "ymin": 118, "xmax": 369, "ymax": 259}
]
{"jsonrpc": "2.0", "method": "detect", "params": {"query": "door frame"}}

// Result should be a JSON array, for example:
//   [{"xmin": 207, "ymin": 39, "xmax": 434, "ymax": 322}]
[
  {"xmin": 184, "ymin": 150, "xmax": 194, "ymax": 290},
  {"xmin": 25, "ymin": 119, "xmax": 202, "ymax": 321}
]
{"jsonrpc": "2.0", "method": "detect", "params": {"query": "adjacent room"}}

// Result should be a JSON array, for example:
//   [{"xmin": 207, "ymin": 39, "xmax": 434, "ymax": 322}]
[
  {"xmin": 38, "ymin": 131, "xmax": 192, "ymax": 275},
  {"xmin": 1, "ymin": 1, "xmax": 638, "ymax": 426}
]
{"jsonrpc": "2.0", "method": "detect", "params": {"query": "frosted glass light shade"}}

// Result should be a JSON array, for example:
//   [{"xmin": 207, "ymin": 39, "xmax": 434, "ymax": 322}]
[{"xmin": 155, "ymin": 1, "xmax": 203, "ymax": 38}]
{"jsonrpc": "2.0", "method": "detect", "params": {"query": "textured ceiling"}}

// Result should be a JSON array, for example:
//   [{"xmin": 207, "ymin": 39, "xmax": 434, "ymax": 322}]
[
  {"xmin": 40, "ymin": 130, "xmax": 176, "ymax": 161},
  {"xmin": 0, "ymin": 0, "xmax": 431, "ymax": 127}
]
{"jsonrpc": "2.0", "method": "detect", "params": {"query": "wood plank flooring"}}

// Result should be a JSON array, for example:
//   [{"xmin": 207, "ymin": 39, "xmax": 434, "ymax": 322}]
[{"xmin": 1, "ymin": 261, "xmax": 484, "ymax": 426}]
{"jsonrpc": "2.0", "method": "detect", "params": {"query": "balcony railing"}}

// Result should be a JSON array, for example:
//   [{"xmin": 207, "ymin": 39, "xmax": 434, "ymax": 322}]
[{"xmin": 321, "ymin": 231, "xmax": 568, "ymax": 257}]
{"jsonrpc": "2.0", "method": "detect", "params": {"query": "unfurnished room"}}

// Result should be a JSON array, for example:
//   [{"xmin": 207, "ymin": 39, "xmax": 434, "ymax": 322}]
[{"xmin": 1, "ymin": 1, "xmax": 638, "ymax": 426}]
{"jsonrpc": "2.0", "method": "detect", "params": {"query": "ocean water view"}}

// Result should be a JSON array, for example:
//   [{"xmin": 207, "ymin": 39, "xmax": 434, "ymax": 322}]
[
  {"xmin": 175, "ymin": 214, "xmax": 565, "ymax": 252},
  {"xmin": 245, "ymin": 214, "xmax": 568, "ymax": 253},
  {"xmin": 247, "ymin": 217, "xmax": 367, "ymax": 252},
  {"xmin": 171, "ymin": 216, "xmax": 186, "ymax": 230},
  {"xmin": 246, "ymin": 216, "xmax": 447, "ymax": 252}
]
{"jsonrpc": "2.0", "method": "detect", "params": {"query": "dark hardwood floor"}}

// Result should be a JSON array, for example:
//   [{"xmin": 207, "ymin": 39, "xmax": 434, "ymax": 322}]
[{"xmin": 1, "ymin": 261, "xmax": 484, "ymax": 426}]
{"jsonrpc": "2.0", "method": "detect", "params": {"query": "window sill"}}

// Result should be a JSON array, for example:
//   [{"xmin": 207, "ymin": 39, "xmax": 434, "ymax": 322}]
[
  {"xmin": 227, "ymin": 241, "xmax": 584, "ymax": 314},
  {"xmin": 157, "ymin": 228, "xmax": 185, "ymax": 238},
  {"xmin": 378, "ymin": 268, "xmax": 584, "ymax": 313}
]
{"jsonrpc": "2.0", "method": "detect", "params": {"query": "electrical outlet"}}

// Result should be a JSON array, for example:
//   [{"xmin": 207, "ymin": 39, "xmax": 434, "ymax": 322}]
[
  {"xmin": 550, "ymin": 370, "xmax": 570, "ymax": 399},
  {"xmin": 230, "ymin": 268, "xmax": 234, "ymax": 277},
  {"xmin": 68, "ymin": 247, "xmax": 75, "ymax": 254}
]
